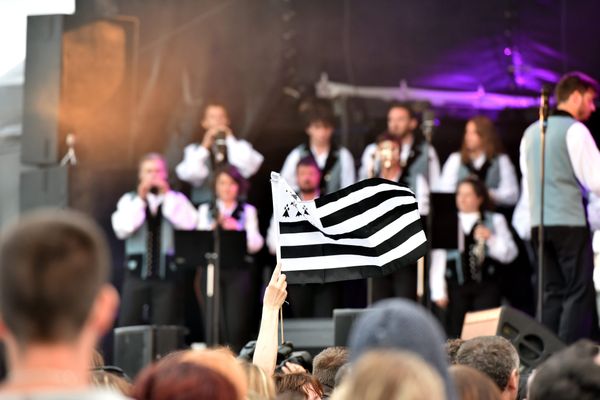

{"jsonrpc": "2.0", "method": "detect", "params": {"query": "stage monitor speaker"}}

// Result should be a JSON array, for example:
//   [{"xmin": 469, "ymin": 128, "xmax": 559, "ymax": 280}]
[
  {"xmin": 282, "ymin": 318, "xmax": 333, "ymax": 356},
  {"xmin": 113, "ymin": 325, "xmax": 187, "ymax": 379},
  {"xmin": 462, "ymin": 306, "xmax": 565, "ymax": 370},
  {"xmin": 333, "ymin": 308, "xmax": 368, "ymax": 346}
]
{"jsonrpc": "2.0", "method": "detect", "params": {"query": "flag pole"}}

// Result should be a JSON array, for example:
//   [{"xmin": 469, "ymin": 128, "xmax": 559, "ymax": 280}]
[{"xmin": 270, "ymin": 172, "xmax": 285, "ymax": 344}]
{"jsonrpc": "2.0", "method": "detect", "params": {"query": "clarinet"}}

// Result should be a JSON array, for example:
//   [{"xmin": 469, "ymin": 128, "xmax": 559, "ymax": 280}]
[{"xmin": 470, "ymin": 214, "xmax": 486, "ymax": 282}]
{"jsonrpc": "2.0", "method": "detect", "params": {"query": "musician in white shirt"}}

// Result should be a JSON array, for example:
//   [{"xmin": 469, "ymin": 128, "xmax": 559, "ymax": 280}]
[
  {"xmin": 176, "ymin": 104, "xmax": 264, "ymax": 204},
  {"xmin": 430, "ymin": 177, "xmax": 517, "ymax": 337},
  {"xmin": 112, "ymin": 153, "xmax": 197, "ymax": 326},
  {"xmin": 197, "ymin": 165, "xmax": 264, "ymax": 349}
]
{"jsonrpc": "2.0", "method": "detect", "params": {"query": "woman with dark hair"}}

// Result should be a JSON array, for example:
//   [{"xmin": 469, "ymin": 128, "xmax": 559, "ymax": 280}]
[
  {"xmin": 197, "ymin": 164, "xmax": 263, "ymax": 254},
  {"xmin": 430, "ymin": 177, "xmax": 518, "ymax": 337},
  {"xmin": 197, "ymin": 164, "xmax": 264, "ymax": 349},
  {"xmin": 438, "ymin": 116, "xmax": 519, "ymax": 207}
]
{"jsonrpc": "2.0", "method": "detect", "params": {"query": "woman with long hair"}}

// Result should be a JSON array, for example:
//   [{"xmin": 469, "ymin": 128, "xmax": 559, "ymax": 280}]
[{"xmin": 438, "ymin": 116, "xmax": 519, "ymax": 207}]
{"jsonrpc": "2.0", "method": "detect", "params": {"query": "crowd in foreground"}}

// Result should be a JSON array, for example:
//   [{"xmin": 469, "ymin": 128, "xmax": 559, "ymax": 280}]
[{"xmin": 0, "ymin": 209, "xmax": 598, "ymax": 400}]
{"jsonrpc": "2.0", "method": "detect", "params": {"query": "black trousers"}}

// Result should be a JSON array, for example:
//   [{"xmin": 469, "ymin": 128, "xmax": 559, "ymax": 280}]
[
  {"xmin": 119, "ymin": 271, "xmax": 184, "ymax": 326},
  {"xmin": 446, "ymin": 279, "xmax": 501, "ymax": 338},
  {"xmin": 531, "ymin": 226, "xmax": 599, "ymax": 343},
  {"xmin": 286, "ymin": 282, "xmax": 344, "ymax": 318},
  {"xmin": 199, "ymin": 267, "xmax": 254, "ymax": 352},
  {"xmin": 371, "ymin": 263, "xmax": 418, "ymax": 303}
]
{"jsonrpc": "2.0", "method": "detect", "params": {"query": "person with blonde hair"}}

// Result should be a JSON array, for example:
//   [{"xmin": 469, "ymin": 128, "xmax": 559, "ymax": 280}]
[
  {"xmin": 348, "ymin": 299, "xmax": 457, "ymax": 400},
  {"xmin": 331, "ymin": 350, "xmax": 445, "ymax": 400},
  {"xmin": 91, "ymin": 369, "xmax": 132, "ymax": 397},
  {"xmin": 240, "ymin": 360, "xmax": 276, "ymax": 400}
]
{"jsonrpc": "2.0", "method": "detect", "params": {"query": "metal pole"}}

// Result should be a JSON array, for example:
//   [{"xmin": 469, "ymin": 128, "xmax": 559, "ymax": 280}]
[{"xmin": 536, "ymin": 88, "xmax": 550, "ymax": 323}]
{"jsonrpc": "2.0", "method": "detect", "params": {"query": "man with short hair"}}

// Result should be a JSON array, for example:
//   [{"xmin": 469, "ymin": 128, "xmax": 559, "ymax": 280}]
[
  {"xmin": 267, "ymin": 156, "xmax": 322, "ymax": 255},
  {"xmin": 0, "ymin": 209, "xmax": 125, "ymax": 399},
  {"xmin": 268, "ymin": 156, "xmax": 343, "ymax": 317},
  {"xmin": 176, "ymin": 103, "xmax": 264, "ymax": 204},
  {"xmin": 520, "ymin": 71, "xmax": 600, "ymax": 342},
  {"xmin": 312, "ymin": 347, "xmax": 349, "ymax": 398},
  {"xmin": 358, "ymin": 103, "xmax": 440, "ymax": 193},
  {"xmin": 456, "ymin": 336, "xmax": 520, "ymax": 400},
  {"xmin": 112, "ymin": 153, "xmax": 197, "ymax": 326},
  {"xmin": 370, "ymin": 132, "xmax": 432, "ymax": 301},
  {"xmin": 279, "ymin": 100, "xmax": 355, "ymax": 196}
]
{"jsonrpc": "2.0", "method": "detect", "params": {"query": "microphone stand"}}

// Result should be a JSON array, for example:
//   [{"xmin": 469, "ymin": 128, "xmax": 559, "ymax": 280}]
[
  {"xmin": 204, "ymin": 133, "xmax": 227, "ymax": 346},
  {"xmin": 204, "ymin": 205, "xmax": 221, "ymax": 346},
  {"xmin": 536, "ymin": 88, "xmax": 550, "ymax": 323},
  {"xmin": 421, "ymin": 111, "xmax": 435, "ymax": 310}
]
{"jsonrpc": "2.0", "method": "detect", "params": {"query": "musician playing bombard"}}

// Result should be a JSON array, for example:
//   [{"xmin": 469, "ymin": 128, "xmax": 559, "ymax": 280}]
[
  {"xmin": 370, "ymin": 132, "xmax": 430, "ymax": 302},
  {"xmin": 358, "ymin": 103, "xmax": 440, "ymax": 192},
  {"xmin": 112, "ymin": 153, "xmax": 198, "ymax": 326},
  {"xmin": 429, "ymin": 177, "xmax": 517, "ymax": 337},
  {"xmin": 176, "ymin": 103, "xmax": 264, "ymax": 204}
]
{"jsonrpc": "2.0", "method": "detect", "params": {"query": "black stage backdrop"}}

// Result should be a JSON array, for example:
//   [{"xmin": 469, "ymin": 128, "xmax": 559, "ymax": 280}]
[{"xmin": 21, "ymin": 0, "xmax": 600, "ymax": 352}]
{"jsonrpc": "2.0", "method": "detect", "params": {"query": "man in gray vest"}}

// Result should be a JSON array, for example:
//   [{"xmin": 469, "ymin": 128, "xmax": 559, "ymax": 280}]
[
  {"xmin": 520, "ymin": 71, "xmax": 600, "ymax": 343},
  {"xmin": 176, "ymin": 103, "xmax": 264, "ymax": 204},
  {"xmin": 279, "ymin": 99, "xmax": 356, "ymax": 196},
  {"xmin": 360, "ymin": 105, "xmax": 440, "ymax": 302},
  {"xmin": 359, "ymin": 103, "xmax": 440, "ymax": 196},
  {"xmin": 112, "ymin": 153, "xmax": 197, "ymax": 326}
]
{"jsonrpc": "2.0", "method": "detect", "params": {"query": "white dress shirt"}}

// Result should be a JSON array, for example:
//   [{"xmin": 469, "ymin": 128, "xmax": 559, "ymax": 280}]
[
  {"xmin": 197, "ymin": 200, "xmax": 264, "ymax": 254},
  {"xmin": 358, "ymin": 141, "xmax": 440, "ymax": 186},
  {"xmin": 176, "ymin": 135, "xmax": 264, "ymax": 186},
  {"xmin": 437, "ymin": 152, "xmax": 519, "ymax": 206},
  {"xmin": 111, "ymin": 191, "xmax": 198, "ymax": 240}
]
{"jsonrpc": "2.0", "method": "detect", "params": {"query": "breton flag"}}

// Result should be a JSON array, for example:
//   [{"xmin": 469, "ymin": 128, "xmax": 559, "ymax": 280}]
[{"xmin": 270, "ymin": 172, "xmax": 428, "ymax": 284}]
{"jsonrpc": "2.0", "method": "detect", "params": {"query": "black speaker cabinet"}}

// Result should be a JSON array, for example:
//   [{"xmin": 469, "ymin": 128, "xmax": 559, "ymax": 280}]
[
  {"xmin": 333, "ymin": 308, "xmax": 368, "ymax": 346},
  {"xmin": 113, "ymin": 325, "xmax": 187, "ymax": 379},
  {"xmin": 462, "ymin": 306, "xmax": 565, "ymax": 370}
]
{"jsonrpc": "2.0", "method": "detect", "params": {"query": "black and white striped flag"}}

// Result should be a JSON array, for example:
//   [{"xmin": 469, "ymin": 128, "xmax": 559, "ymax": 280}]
[{"xmin": 270, "ymin": 172, "xmax": 428, "ymax": 284}]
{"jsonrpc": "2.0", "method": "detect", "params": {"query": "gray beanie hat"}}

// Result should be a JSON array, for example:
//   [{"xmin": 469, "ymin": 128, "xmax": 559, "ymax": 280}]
[{"xmin": 348, "ymin": 298, "xmax": 456, "ymax": 400}]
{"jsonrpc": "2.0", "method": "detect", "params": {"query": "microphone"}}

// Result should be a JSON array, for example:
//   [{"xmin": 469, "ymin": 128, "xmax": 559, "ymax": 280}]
[
  {"xmin": 422, "ymin": 110, "xmax": 436, "ymax": 143},
  {"xmin": 213, "ymin": 131, "xmax": 228, "ymax": 165}
]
